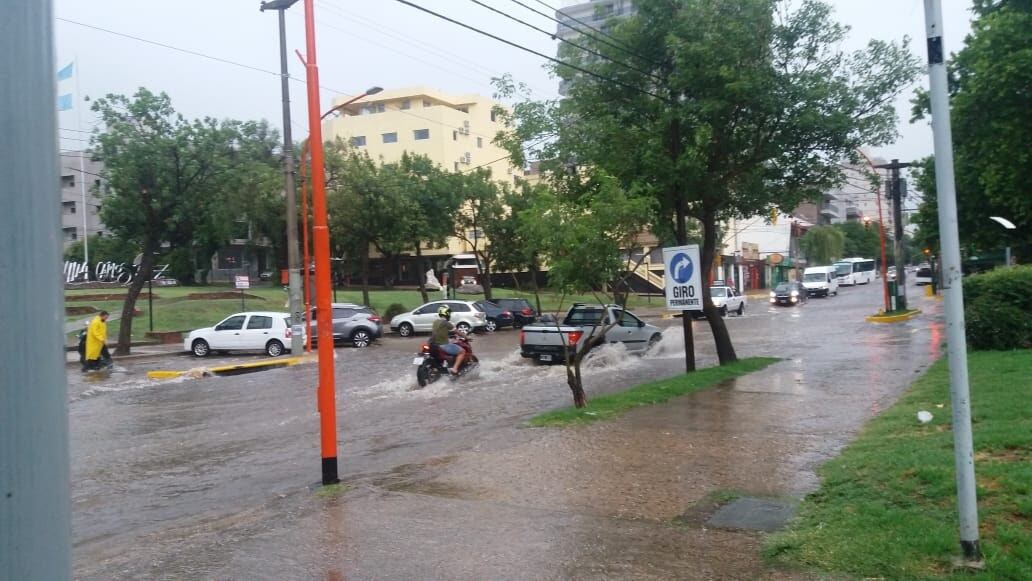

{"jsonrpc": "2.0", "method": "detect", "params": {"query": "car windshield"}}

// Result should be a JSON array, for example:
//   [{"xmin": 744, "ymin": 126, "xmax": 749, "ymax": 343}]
[
  {"xmin": 834, "ymin": 262, "xmax": 852, "ymax": 276},
  {"xmin": 709, "ymin": 287, "xmax": 726, "ymax": 297},
  {"xmin": 774, "ymin": 283, "xmax": 791, "ymax": 293},
  {"xmin": 803, "ymin": 273, "xmax": 825, "ymax": 282}
]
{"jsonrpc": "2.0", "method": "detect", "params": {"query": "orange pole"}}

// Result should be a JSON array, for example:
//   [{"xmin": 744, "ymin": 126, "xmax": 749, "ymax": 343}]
[
  {"xmin": 302, "ymin": 0, "xmax": 339, "ymax": 486},
  {"xmin": 857, "ymin": 150, "xmax": 892, "ymax": 313},
  {"xmin": 301, "ymin": 143, "xmax": 313, "ymax": 353}
]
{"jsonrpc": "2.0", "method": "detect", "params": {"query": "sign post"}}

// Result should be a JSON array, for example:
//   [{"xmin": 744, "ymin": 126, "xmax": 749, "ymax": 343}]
[
  {"xmin": 663, "ymin": 245, "xmax": 703, "ymax": 373},
  {"xmin": 235, "ymin": 275, "xmax": 250, "ymax": 311}
]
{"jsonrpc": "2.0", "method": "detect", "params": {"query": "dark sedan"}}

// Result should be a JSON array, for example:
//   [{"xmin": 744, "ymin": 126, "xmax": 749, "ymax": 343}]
[
  {"xmin": 769, "ymin": 281, "xmax": 809, "ymax": 307},
  {"xmin": 474, "ymin": 300, "xmax": 515, "ymax": 332},
  {"xmin": 492, "ymin": 298, "xmax": 538, "ymax": 328}
]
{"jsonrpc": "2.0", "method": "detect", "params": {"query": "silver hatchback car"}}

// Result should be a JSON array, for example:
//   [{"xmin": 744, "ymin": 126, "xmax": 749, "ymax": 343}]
[{"xmin": 309, "ymin": 303, "xmax": 383, "ymax": 348}]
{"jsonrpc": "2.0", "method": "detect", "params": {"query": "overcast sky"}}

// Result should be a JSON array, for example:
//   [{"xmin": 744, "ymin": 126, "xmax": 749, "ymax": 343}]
[{"xmin": 55, "ymin": 0, "xmax": 975, "ymax": 174}]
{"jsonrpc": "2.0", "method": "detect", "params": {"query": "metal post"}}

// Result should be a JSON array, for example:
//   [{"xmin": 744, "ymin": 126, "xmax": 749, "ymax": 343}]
[
  {"xmin": 924, "ymin": 0, "xmax": 981, "ymax": 562},
  {"xmin": 148, "ymin": 277, "xmax": 154, "ymax": 332},
  {"xmin": 263, "ymin": 1, "xmax": 304, "ymax": 355},
  {"xmin": 682, "ymin": 315, "xmax": 695, "ymax": 372},
  {"xmin": 303, "ymin": 0, "xmax": 340, "ymax": 485},
  {"xmin": 890, "ymin": 161, "xmax": 908, "ymax": 310},
  {"xmin": 1, "ymin": 0, "xmax": 72, "ymax": 577}
]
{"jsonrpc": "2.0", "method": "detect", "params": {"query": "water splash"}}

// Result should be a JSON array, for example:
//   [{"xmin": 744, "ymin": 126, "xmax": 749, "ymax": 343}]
[{"xmin": 642, "ymin": 326, "xmax": 686, "ymax": 360}]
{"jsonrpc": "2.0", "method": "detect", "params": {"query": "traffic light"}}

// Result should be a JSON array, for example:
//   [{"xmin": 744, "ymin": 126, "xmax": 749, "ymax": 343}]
[{"xmin": 923, "ymin": 248, "xmax": 931, "ymax": 257}]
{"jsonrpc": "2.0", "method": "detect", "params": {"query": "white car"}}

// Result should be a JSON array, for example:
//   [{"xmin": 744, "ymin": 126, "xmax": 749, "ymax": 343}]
[
  {"xmin": 709, "ymin": 285, "xmax": 747, "ymax": 316},
  {"xmin": 184, "ymin": 311, "xmax": 301, "ymax": 357},
  {"xmin": 389, "ymin": 300, "xmax": 487, "ymax": 337}
]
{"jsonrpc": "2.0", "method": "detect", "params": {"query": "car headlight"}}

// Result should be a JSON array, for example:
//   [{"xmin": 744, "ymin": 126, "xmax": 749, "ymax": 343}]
[
  {"xmin": 790, "ymin": 290, "xmax": 799, "ymax": 297},
  {"xmin": 769, "ymin": 291, "xmax": 776, "ymax": 298},
  {"xmin": 791, "ymin": 297, "xmax": 798, "ymax": 302}
]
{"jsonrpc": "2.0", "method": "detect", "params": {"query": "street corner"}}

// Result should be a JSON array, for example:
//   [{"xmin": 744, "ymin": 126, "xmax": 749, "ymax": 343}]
[
  {"xmin": 865, "ymin": 309, "xmax": 922, "ymax": 324},
  {"xmin": 146, "ymin": 353, "xmax": 315, "ymax": 380}
]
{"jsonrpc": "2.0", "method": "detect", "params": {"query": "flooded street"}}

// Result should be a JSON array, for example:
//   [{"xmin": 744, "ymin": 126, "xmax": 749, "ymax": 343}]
[{"xmin": 69, "ymin": 284, "xmax": 944, "ymax": 579}]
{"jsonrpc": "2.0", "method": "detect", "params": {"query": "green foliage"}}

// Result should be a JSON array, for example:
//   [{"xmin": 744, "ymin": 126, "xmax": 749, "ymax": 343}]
[
  {"xmin": 910, "ymin": 2, "xmax": 1032, "ymax": 257},
  {"xmin": 963, "ymin": 265, "xmax": 1032, "ymax": 350},
  {"xmin": 835, "ymin": 220, "xmax": 883, "ymax": 259},
  {"xmin": 518, "ymin": 176, "xmax": 653, "ymax": 295},
  {"xmin": 63, "ymin": 234, "xmax": 139, "ymax": 265},
  {"xmin": 453, "ymin": 168, "xmax": 509, "ymax": 299},
  {"xmin": 766, "ymin": 351, "xmax": 1032, "ymax": 579},
  {"xmin": 529, "ymin": 357, "xmax": 779, "ymax": 426},
  {"xmin": 382, "ymin": 303, "xmax": 408, "ymax": 324},
  {"xmin": 799, "ymin": 226, "xmax": 845, "ymax": 264}
]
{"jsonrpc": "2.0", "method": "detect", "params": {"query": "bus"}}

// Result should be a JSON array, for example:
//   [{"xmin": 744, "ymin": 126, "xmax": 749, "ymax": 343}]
[{"xmin": 833, "ymin": 258, "xmax": 876, "ymax": 286}]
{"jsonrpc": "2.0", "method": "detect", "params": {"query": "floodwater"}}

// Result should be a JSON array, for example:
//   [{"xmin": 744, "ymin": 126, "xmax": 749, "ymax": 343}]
[{"xmin": 68, "ymin": 282, "xmax": 944, "ymax": 579}]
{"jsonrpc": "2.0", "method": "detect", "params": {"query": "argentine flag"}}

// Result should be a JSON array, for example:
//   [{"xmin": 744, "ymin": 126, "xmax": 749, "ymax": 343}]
[
  {"xmin": 57, "ymin": 62, "xmax": 74, "ymax": 81},
  {"xmin": 57, "ymin": 61, "xmax": 74, "ymax": 111}
]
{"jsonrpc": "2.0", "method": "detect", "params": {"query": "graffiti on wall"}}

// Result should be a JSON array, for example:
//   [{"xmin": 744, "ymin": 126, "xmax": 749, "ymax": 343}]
[{"xmin": 63, "ymin": 261, "xmax": 174, "ymax": 286}]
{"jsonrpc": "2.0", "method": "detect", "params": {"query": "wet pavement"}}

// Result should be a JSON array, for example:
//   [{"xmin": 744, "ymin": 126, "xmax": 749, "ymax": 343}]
[{"xmin": 68, "ymin": 283, "xmax": 944, "ymax": 579}]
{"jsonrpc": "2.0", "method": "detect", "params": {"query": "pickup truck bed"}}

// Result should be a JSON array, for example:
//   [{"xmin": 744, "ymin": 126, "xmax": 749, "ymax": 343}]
[{"xmin": 520, "ymin": 304, "xmax": 661, "ymax": 363}]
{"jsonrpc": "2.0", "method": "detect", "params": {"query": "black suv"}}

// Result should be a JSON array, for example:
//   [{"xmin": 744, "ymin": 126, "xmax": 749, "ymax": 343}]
[{"xmin": 492, "ymin": 298, "xmax": 538, "ymax": 328}]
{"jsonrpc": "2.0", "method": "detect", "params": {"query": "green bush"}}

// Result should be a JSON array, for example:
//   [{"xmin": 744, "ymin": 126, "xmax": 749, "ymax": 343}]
[
  {"xmin": 963, "ymin": 266, "xmax": 1032, "ymax": 350},
  {"xmin": 383, "ymin": 303, "xmax": 407, "ymax": 324}
]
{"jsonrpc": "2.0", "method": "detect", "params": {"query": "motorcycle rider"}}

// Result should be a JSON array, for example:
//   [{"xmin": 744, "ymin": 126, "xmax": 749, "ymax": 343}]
[{"xmin": 430, "ymin": 305, "xmax": 466, "ymax": 375}]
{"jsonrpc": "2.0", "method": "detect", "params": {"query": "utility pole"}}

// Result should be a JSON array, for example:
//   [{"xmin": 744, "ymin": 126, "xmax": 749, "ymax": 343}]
[
  {"xmin": 874, "ymin": 158, "xmax": 911, "ymax": 311},
  {"xmin": 261, "ymin": 0, "xmax": 304, "ymax": 355},
  {"xmin": 924, "ymin": 0, "xmax": 981, "ymax": 563},
  {"xmin": 1, "ymin": 0, "xmax": 72, "ymax": 578}
]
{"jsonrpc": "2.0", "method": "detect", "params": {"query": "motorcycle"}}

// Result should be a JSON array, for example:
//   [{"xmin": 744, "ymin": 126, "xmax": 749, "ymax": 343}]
[{"xmin": 413, "ymin": 331, "xmax": 479, "ymax": 388}]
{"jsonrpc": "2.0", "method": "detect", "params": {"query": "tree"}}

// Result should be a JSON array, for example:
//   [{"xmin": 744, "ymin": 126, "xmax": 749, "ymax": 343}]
[
  {"xmin": 496, "ymin": 0, "xmax": 920, "ymax": 366},
  {"xmin": 799, "ymin": 226, "xmax": 845, "ymax": 264},
  {"xmin": 63, "ymin": 234, "xmax": 139, "ymax": 266},
  {"xmin": 453, "ymin": 169, "xmax": 507, "ymax": 301},
  {"xmin": 490, "ymin": 181, "xmax": 549, "ymax": 304},
  {"xmin": 835, "ymin": 221, "xmax": 883, "ymax": 261},
  {"xmin": 910, "ymin": 1, "xmax": 1032, "ymax": 260},
  {"xmin": 92, "ymin": 88, "xmax": 275, "ymax": 353},
  {"xmin": 519, "ymin": 175, "xmax": 654, "ymax": 407}
]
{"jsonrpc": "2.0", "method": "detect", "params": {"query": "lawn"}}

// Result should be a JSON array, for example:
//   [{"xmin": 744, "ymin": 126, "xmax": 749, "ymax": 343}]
[
  {"xmin": 765, "ymin": 350, "xmax": 1032, "ymax": 580},
  {"xmin": 529, "ymin": 357, "xmax": 780, "ymax": 426}
]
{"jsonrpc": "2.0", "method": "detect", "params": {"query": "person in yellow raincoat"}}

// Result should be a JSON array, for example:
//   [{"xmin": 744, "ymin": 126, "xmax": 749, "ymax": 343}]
[{"xmin": 83, "ymin": 311, "xmax": 110, "ymax": 371}]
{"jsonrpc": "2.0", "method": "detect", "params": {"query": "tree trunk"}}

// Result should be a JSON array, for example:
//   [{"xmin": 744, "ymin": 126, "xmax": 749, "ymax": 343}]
[
  {"xmin": 415, "ymin": 245, "xmax": 428, "ymax": 304},
  {"xmin": 529, "ymin": 262, "xmax": 542, "ymax": 314},
  {"xmin": 481, "ymin": 258, "xmax": 493, "ymax": 301},
  {"xmin": 510, "ymin": 272, "xmax": 522, "ymax": 292},
  {"xmin": 360, "ymin": 240, "xmax": 371, "ymax": 308},
  {"xmin": 115, "ymin": 250, "xmax": 155, "ymax": 355},
  {"xmin": 700, "ymin": 211, "xmax": 738, "ymax": 364}
]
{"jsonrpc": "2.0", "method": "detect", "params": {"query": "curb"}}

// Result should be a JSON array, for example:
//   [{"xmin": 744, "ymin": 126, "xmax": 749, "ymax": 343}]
[
  {"xmin": 147, "ymin": 353, "xmax": 318, "ymax": 380},
  {"xmin": 866, "ymin": 309, "xmax": 921, "ymax": 324}
]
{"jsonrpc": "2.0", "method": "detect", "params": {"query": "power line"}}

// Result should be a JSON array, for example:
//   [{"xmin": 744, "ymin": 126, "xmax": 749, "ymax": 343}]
[
  {"xmin": 391, "ymin": 0, "xmax": 669, "ymax": 102},
  {"xmin": 531, "ymin": 0, "xmax": 648, "ymax": 62},
  {"xmin": 514, "ymin": 0, "xmax": 655, "ymax": 66},
  {"xmin": 466, "ymin": 0, "xmax": 661, "ymax": 82}
]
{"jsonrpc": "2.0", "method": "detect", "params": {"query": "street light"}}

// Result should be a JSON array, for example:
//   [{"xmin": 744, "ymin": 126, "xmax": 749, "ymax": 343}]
[
  {"xmin": 989, "ymin": 216, "xmax": 1017, "ymax": 267},
  {"xmin": 260, "ymin": 0, "xmax": 304, "ymax": 355},
  {"xmin": 298, "ymin": 85, "xmax": 382, "ymax": 352}
]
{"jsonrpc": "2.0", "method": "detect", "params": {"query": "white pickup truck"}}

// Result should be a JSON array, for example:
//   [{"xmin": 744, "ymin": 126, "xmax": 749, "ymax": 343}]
[{"xmin": 519, "ymin": 304, "xmax": 662, "ymax": 363}]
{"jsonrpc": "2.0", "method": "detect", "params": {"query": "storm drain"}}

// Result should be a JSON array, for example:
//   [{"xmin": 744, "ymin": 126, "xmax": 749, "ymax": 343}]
[{"xmin": 705, "ymin": 497, "xmax": 796, "ymax": 532}]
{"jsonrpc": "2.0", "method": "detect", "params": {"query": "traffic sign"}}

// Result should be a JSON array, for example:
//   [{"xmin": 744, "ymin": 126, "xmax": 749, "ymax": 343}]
[{"xmin": 663, "ymin": 245, "xmax": 702, "ymax": 311}]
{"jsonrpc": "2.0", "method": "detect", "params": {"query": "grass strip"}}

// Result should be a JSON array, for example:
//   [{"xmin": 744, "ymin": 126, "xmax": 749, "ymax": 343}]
[
  {"xmin": 765, "ymin": 350, "xmax": 1032, "ymax": 580},
  {"xmin": 529, "ymin": 356, "xmax": 779, "ymax": 427}
]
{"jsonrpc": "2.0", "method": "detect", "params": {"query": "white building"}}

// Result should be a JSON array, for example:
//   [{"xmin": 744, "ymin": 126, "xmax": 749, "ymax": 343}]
[{"xmin": 59, "ymin": 151, "xmax": 106, "ymax": 249}]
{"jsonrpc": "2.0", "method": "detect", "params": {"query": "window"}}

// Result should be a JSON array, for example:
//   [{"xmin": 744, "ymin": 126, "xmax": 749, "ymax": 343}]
[
  {"xmin": 447, "ymin": 302, "xmax": 470, "ymax": 312},
  {"xmin": 413, "ymin": 129, "xmax": 430, "ymax": 140},
  {"xmin": 63, "ymin": 201, "xmax": 76, "ymax": 214},
  {"xmin": 246, "ymin": 315, "xmax": 273, "ymax": 330},
  {"xmin": 376, "ymin": 103, "xmax": 385, "ymax": 113},
  {"xmin": 61, "ymin": 175, "xmax": 74, "ymax": 188},
  {"xmin": 454, "ymin": 162, "xmax": 460, "ymax": 172},
  {"xmin": 217, "ymin": 315, "xmax": 246, "ymax": 331},
  {"xmin": 401, "ymin": 99, "xmax": 411, "ymax": 110},
  {"xmin": 458, "ymin": 106, "xmax": 469, "ymax": 113},
  {"xmin": 618, "ymin": 311, "xmax": 642, "ymax": 328},
  {"xmin": 423, "ymin": 99, "xmax": 433, "ymax": 108},
  {"xmin": 332, "ymin": 307, "xmax": 355, "ymax": 319},
  {"xmin": 476, "ymin": 137, "xmax": 483, "ymax": 148},
  {"xmin": 63, "ymin": 227, "xmax": 77, "ymax": 241},
  {"xmin": 452, "ymin": 130, "xmax": 458, "ymax": 141},
  {"xmin": 350, "ymin": 135, "xmax": 366, "ymax": 147},
  {"xmin": 490, "ymin": 109, "xmax": 497, "ymax": 122},
  {"xmin": 382, "ymin": 132, "xmax": 398, "ymax": 144},
  {"xmin": 415, "ymin": 304, "xmax": 439, "ymax": 315}
]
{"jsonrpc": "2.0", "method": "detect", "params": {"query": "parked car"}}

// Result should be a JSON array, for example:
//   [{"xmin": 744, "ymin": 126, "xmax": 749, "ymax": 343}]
[
  {"xmin": 473, "ymin": 300, "xmax": 515, "ymax": 332},
  {"xmin": 914, "ymin": 264, "xmax": 933, "ymax": 285},
  {"xmin": 184, "ymin": 311, "xmax": 301, "ymax": 357},
  {"xmin": 770, "ymin": 282, "xmax": 808, "ymax": 307},
  {"xmin": 389, "ymin": 300, "xmax": 487, "ymax": 337},
  {"xmin": 520, "ymin": 303, "xmax": 662, "ymax": 363},
  {"xmin": 309, "ymin": 303, "xmax": 382, "ymax": 348},
  {"xmin": 492, "ymin": 298, "xmax": 538, "ymax": 327},
  {"xmin": 886, "ymin": 266, "xmax": 897, "ymax": 281}
]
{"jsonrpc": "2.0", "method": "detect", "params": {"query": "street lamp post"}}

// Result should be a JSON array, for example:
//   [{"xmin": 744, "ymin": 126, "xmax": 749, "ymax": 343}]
[
  {"xmin": 260, "ymin": 0, "xmax": 304, "ymax": 356},
  {"xmin": 989, "ymin": 216, "xmax": 1017, "ymax": 267}
]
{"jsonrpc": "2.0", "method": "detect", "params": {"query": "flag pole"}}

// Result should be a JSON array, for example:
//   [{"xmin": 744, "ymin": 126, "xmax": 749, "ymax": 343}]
[{"xmin": 73, "ymin": 56, "xmax": 90, "ymax": 271}]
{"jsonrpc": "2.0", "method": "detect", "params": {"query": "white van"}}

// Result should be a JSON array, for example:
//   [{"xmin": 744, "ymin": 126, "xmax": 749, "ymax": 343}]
[{"xmin": 802, "ymin": 266, "xmax": 839, "ymax": 297}]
